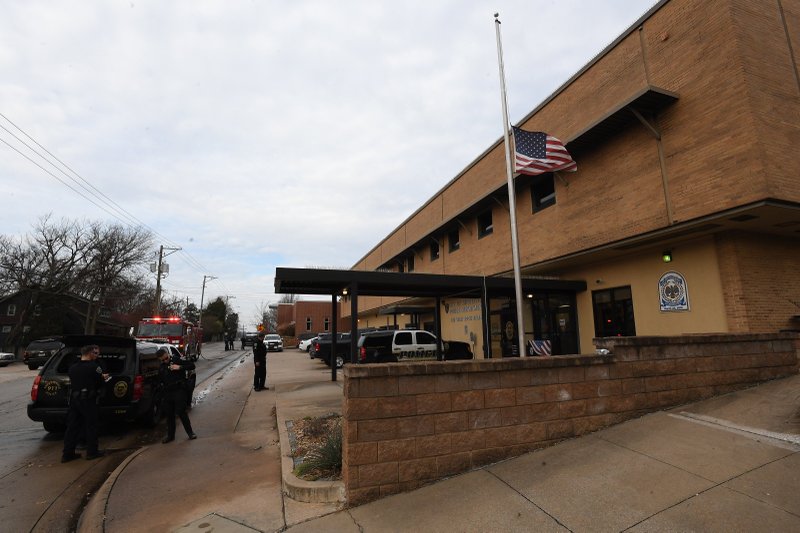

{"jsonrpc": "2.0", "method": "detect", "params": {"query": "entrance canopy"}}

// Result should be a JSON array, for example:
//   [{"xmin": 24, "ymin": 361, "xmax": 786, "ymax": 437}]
[
  {"xmin": 274, "ymin": 267, "xmax": 586, "ymax": 298},
  {"xmin": 274, "ymin": 267, "xmax": 586, "ymax": 380}
]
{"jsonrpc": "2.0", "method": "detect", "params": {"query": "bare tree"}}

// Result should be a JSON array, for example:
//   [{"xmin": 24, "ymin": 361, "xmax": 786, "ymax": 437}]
[
  {"xmin": 75, "ymin": 221, "xmax": 153, "ymax": 333},
  {"xmin": 0, "ymin": 216, "xmax": 154, "ymax": 345}
]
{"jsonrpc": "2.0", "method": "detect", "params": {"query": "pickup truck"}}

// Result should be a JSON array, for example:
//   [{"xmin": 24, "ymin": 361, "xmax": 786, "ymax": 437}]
[
  {"xmin": 357, "ymin": 329, "xmax": 473, "ymax": 364},
  {"xmin": 312, "ymin": 333, "xmax": 352, "ymax": 368}
]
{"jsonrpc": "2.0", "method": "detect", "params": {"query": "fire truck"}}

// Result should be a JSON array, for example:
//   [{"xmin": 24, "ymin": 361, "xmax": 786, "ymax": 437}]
[{"xmin": 136, "ymin": 316, "xmax": 203, "ymax": 361}]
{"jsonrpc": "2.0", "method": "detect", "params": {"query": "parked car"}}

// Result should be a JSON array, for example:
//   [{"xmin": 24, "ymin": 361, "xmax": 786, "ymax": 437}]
[
  {"xmin": 357, "ymin": 330, "xmax": 473, "ymax": 364},
  {"xmin": 0, "ymin": 351, "xmax": 15, "ymax": 367},
  {"xmin": 298, "ymin": 336, "xmax": 317, "ymax": 352},
  {"xmin": 314, "ymin": 332, "xmax": 353, "ymax": 368},
  {"xmin": 264, "ymin": 333, "xmax": 283, "ymax": 352},
  {"xmin": 23, "ymin": 337, "xmax": 64, "ymax": 370},
  {"xmin": 27, "ymin": 335, "xmax": 165, "ymax": 433}
]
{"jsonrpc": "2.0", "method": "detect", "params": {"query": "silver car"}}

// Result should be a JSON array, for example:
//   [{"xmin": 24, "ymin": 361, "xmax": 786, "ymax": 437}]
[{"xmin": 0, "ymin": 351, "xmax": 15, "ymax": 367}]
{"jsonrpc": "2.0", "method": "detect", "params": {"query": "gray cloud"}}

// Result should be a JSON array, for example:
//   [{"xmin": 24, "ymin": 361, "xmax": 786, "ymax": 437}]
[{"xmin": 0, "ymin": 0, "xmax": 657, "ymax": 326}]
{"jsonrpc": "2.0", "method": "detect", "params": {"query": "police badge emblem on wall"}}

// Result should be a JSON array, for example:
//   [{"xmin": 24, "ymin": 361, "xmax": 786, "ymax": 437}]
[{"xmin": 659, "ymin": 271, "xmax": 689, "ymax": 311}]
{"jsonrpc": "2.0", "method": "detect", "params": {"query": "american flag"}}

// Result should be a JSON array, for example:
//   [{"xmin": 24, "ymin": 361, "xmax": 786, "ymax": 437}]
[
  {"xmin": 528, "ymin": 339, "xmax": 552, "ymax": 356},
  {"xmin": 512, "ymin": 127, "xmax": 577, "ymax": 176}
]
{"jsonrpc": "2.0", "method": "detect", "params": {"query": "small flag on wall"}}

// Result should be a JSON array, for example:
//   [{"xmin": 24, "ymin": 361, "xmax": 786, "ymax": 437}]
[
  {"xmin": 528, "ymin": 339, "xmax": 552, "ymax": 356},
  {"xmin": 512, "ymin": 127, "xmax": 577, "ymax": 176}
]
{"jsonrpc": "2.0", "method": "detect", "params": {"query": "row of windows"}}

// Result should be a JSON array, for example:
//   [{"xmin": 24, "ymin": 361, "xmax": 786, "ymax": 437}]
[
  {"xmin": 385, "ymin": 174, "xmax": 557, "ymax": 272},
  {"xmin": 305, "ymin": 317, "xmax": 331, "ymax": 332},
  {"xmin": 426, "ymin": 174, "xmax": 556, "ymax": 264}
]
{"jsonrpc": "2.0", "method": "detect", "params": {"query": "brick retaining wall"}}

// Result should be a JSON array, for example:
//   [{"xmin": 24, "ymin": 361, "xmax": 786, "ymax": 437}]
[{"xmin": 342, "ymin": 333, "xmax": 799, "ymax": 506}]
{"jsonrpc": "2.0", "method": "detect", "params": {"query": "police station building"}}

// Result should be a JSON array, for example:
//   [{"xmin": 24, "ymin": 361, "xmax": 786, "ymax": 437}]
[{"xmin": 339, "ymin": 0, "xmax": 800, "ymax": 359}]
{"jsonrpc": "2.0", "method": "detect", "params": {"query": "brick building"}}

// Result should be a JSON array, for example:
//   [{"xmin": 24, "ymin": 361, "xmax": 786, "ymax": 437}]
[
  {"xmin": 342, "ymin": 0, "xmax": 800, "ymax": 358},
  {"xmin": 276, "ymin": 300, "xmax": 347, "ymax": 340}
]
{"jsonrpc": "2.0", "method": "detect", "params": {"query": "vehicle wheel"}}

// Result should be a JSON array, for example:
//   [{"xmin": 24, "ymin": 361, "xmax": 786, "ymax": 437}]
[
  {"xmin": 335, "ymin": 355, "xmax": 345, "ymax": 368},
  {"xmin": 28, "ymin": 364, "xmax": 39, "ymax": 370},
  {"xmin": 43, "ymin": 421, "xmax": 66, "ymax": 433}
]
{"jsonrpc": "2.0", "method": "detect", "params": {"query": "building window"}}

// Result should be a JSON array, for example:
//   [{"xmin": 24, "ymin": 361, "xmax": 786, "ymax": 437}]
[
  {"xmin": 6, "ymin": 304, "xmax": 16, "ymax": 316},
  {"xmin": 324, "ymin": 317, "xmax": 330, "ymax": 332},
  {"xmin": 397, "ymin": 260, "xmax": 404, "ymax": 273},
  {"xmin": 531, "ymin": 173, "xmax": 556, "ymax": 212},
  {"xmin": 448, "ymin": 228, "xmax": 460, "ymax": 252},
  {"xmin": 477, "ymin": 210, "xmax": 493, "ymax": 238},
  {"xmin": 592, "ymin": 286, "xmax": 636, "ymax": 337},
  {"xmin": 1, "ymin": 325, "xmax": 10, "ymax": 333},
  {"xmin": 430, "ymin": 241, "xmax": 440, "ymax": 261},
  {"xmin": 306, "ymin": 317, "xmax": 312, "ymax": 331},
  {"xmin": 407, "ymin": 254, "xmax": 415, "ymax": 272}
]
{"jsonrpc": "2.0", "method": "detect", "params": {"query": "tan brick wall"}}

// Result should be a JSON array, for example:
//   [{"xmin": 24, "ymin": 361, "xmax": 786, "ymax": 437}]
[
  {"xmin": 716, "ymin": 232, "xmax": 800, "ymax": 333},
  {"xmin": 342, "ymin": 332, "xmax": 799, "ymax": 506},
  {"xmin": 352, "ymin": 0, "xmax": 800, "ymax": 273}
]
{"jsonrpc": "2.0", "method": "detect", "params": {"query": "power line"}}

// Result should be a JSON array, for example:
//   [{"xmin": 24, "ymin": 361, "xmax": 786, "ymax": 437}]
[{"xmin": 0, "ymin": 112, "xmax": 221, "ymax": 294}]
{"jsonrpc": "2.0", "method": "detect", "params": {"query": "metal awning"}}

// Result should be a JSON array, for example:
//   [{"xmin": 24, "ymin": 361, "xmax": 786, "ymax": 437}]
[
  {"xmin": 566, "ymin": 86, "xmax": 679, "ymax": 154},
  {"xmin": 274, "ymin": 267, "xmax": 586, "ymax": 297}
]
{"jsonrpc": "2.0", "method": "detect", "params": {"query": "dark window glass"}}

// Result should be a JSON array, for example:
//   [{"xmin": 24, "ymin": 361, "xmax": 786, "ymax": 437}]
[
  {"xmin": 416, "ymin": 331, "xmax": 436, "ymax": 344},
  {"xmin": 430, "ymin": 241, "xmax": 440, "ymax": 261},
  {"xmin": 407, "ymin": 254, "xmax": 415, "ymax": 272},
  {"xmin": 395, "ymin": 332, "xmax": 413, "ymax": 345},
  {"xmin": 306, "ymin": 317, "xmax": 312, "ymax": 331},
  {"xmin": 448, "ymin": 228, "xmax": 460, "ymax": 252},
  {"xmin": 531, "ymin": 174, "xmax": 556, "ymax": 212},
  {"xmin": 477, "ymin": 210, "xmax": 493, "ymax": 238},
  {"xmin": 324, "ymin": 317, "xmax": 330, "ymax": 331},
  {"xmin": 592, "ymin": 286, "xmax": 636, "ymax": 337}
]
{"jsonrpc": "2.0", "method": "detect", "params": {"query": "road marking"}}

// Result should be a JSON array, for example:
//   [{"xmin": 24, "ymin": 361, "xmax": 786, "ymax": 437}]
[{"xmin": 669, "ymin": 412, "xmax": 800, "ymax": 450}]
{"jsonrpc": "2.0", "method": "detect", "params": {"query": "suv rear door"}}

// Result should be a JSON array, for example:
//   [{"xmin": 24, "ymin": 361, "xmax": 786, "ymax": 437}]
[
  {"xmin": 34, "ymin": 335, "xmax": 137, "ymax": 412},
  {"xmin": 395, "ymin": 330, "xmax": 438, "ymax": 360}
]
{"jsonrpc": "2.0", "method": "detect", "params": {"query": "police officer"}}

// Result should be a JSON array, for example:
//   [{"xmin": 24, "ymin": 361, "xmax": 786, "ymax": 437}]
[
  {"xmin": 62, "ymin": 344, "xmax": 107, "ymax": 462},
  {"xmin": 158, "ymin": 348, "xmax": 197, "ymax": 443},
  {"xmin": 253, "ymin": 331, "xmax": 267, "ymax": 391}
]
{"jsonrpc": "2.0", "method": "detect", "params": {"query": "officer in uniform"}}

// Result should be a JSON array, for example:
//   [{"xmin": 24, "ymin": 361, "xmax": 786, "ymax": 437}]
[
  {"xmin": 253, "ymin": 331, "xmax": 267, "ymax": 391},
  {"xmin": 62, "ymin": 344, "xmax": 108, "ymax": 463},
  {"xmin": 158, "ymin": 347, "xmax": 197, "ymax": 443}
]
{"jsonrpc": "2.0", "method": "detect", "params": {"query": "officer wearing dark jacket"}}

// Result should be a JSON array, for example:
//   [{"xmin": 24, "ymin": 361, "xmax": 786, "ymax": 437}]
[
  {"xmin": 253, "ymin": 331, "xmax": 267, "ymax": 391},
  {"xmin": 158, "ymin": 348, "xmax": 197, "ymax": 443},
  {"xmin": 62, "ymin": 344, "xmax": 108, "ymax": 462}
]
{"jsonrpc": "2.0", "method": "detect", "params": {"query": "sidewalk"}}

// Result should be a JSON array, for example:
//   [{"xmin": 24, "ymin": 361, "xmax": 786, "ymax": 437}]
[{"xmin": 81, "ymin": 353, "xmax": 800, "ymax": 532}]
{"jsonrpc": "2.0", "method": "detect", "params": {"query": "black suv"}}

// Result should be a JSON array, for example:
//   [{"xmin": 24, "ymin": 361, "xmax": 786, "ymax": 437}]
[
  {"xmin": 23, "ymin": 337, "xmax": 64, "ymax": 370},
  {"xmin": 241, "ymin": 332, "xmax": 259, "ymax": 347},
  {"xmin": 27, "ymin": 335, "xmax": 164, "ymax": 433}
]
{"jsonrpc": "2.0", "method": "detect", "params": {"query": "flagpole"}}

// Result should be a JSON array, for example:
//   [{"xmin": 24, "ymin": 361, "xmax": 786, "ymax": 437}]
[{"xmin": 494, "ymin": 13, "xmax": 527, "ymax": 357}]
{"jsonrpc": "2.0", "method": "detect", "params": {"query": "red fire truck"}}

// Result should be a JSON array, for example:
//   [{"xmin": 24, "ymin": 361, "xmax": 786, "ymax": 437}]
[{"xmin": 136, "ymin": 317, "xmax": 203, "ymax": 361}]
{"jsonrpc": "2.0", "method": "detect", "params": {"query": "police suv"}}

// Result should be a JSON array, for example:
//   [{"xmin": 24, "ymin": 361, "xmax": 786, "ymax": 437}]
[
  {"xmin": 356, "ymin": 329, "xmax": 473, "ymax": 364},
  {"xmin": 27, "ymin": 335, "xmax": 165, "ymax": 433}
]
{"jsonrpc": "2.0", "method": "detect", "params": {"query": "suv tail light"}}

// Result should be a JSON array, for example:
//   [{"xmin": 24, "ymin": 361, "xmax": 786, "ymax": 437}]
[
  {"xmin": 31, "ymin": 375, "xmax": 41, "ymax": 402},
  {"xmin": 359, "ymin": 346, "xmax": 366, "ymax": 363},
  {"xmin": 132, "ymin": 375, "xmax": 144, "ymax": 401}
]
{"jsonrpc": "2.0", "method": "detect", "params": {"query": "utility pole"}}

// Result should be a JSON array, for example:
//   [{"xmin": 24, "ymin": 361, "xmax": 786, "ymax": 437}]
[
  {"xmin": 152, "ymin": 245, "xmax": 181, "ymax": 315},
  {"xmin": 198, "ymin": 275, "xmax": 217, "ymax": 327}
]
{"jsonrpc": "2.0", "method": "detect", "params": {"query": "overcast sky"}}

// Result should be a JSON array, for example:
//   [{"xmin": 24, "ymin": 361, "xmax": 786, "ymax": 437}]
[{"xmin": 0, "ymin": 0, "xmax": 657, "ymax": 328}]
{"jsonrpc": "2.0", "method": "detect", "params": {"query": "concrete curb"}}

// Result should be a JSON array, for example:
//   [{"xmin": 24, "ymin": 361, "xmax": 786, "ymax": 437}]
[
  {"xmin": 78, "ymin": 447, "xmax": 149, "ymax": 533},
  {"xmin": 275, "ymin": 399, "xmax": 345, "ymax": 504}
]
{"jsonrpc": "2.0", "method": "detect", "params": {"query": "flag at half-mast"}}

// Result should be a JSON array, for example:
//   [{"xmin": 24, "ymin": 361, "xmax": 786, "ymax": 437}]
[{"xmin": 512, "ymin": 127, "xmax": 577, "ymax": 176}]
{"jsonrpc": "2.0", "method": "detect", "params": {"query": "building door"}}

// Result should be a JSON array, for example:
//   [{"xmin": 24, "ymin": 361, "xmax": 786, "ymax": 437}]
[{"xmin": 531, "ymin": 292, "xmax": 579, "ymax": 355}]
